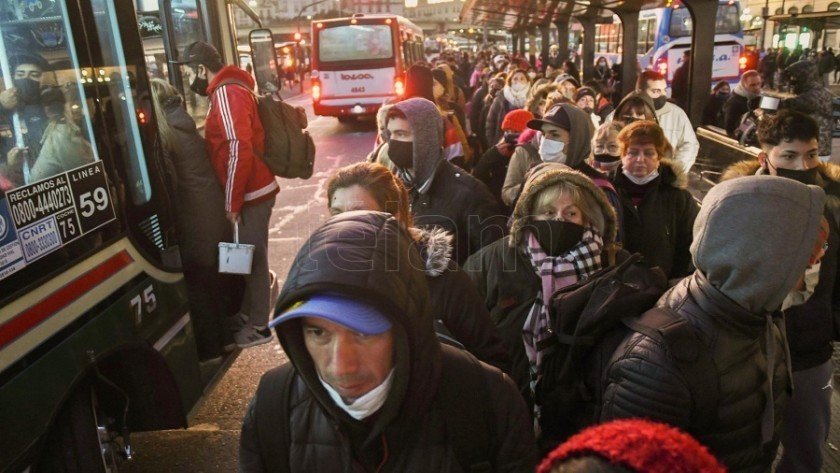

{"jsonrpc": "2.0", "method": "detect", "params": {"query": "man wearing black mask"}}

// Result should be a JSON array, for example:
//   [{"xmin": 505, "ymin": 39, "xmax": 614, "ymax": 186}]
[
  {"xmin": 635, "ymin": 70, "xmax": 698, "ymax": 173},
  {"xmin": 172, "ymin": 41, "xmax": 279, "ymax": 350},
  {"xmin": 0, "ymin": 53, "xmax": 51, "ymax": 187},
  {"xmin": 377, "ymin": 98, "xmax": 506, "ymax": 265},
  {"xmin": 721, "ymin": 109, "xmax": 840, "ymax": 473}
]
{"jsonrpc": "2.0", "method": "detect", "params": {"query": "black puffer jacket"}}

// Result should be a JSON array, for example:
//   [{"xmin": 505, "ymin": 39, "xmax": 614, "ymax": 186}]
[
  {"xmin": 240, "ymin": 211, "xmax": 536, "ymax": 472},
  {"xmin": 612, "ymin": 159, "xmax": 698, "ymax": 279},
  {"xmin": 602, "ymin": 176, "xmax": 827, "ymax": 473},
  {"xmin": 412, "ymin": 226, "xmax": 512, "ymax": 373},
  {"xmin": 722, "ymin": 160, "xmax": 840, "ymax": 370}
]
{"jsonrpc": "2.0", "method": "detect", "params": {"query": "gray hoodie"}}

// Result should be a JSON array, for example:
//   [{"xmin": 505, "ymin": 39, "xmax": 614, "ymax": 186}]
[
  {"xmin": 387, "ymin": 98, "xmax": 445, "ymax": 193},
  {"xmin": 552, "ymin": 103, "xmax": 592, "ymax": 169},
  {"xmin": 692, "ymin": 175, "xmax": 825, "ymax": 314}
]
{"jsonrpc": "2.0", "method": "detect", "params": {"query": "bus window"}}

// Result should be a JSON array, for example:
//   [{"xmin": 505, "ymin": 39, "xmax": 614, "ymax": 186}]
[
  {"xmin": 669, "ymin": 3, "xmax": 741, "ymax": 37},
  {"xmin": 638, "ymin": 18, "xmax": 656, "ymax": 55},
  {"xmin": 164, "ymin": 0, "xmax": 208, "ymax": 126},
  {"xmin": 317, "ymin": 24, "xmax": 394, "ymax": 63}
]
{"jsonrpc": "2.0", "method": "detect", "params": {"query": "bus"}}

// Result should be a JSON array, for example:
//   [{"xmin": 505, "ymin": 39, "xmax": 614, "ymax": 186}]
[
  {"xmin": 310, "ymin": 14, "xmax": 425, "ymax": 121},
  {"xmin": 0, "ymin": 0, "xmax": 267, "ymax": 471},
  {"xmin": 594, "ymin": 0, "xmax": 744, "ymax": 88}
]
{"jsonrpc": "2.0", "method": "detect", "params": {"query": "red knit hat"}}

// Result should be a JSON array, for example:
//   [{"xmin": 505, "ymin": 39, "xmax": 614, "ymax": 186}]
[
  {"xmin": 501, "ymin": 109, "xmax": 535, "ymax": 133},
  {"xmin": 537, "ymin": 419, "xmax": 726, "ymax": 473}
]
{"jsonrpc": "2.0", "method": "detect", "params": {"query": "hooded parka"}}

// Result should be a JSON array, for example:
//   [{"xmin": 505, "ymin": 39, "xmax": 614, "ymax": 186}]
[
  {"xmin": 601, "ymin": 176, "xmax": 826, "ymax": 473},
  {"xmin": 240, "ymin": 211, "xmax": 536, "ymax": 472},
  {"xmin": 464, "ymin": 166, "xmax": 618, "ymax": 400}
]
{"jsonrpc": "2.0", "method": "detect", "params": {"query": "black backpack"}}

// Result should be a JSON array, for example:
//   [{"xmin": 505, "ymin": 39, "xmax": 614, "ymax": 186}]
[
  {"xmin": 251, "ymin": 346, "xmax": 496, "ymax": 472},
  {"xmin": 215, "ymin": 80, "xmax": 316, "ymax": 179},
  {"xmin": 536, "ymin": 254, "xmax": 719, "ymax": 449}
]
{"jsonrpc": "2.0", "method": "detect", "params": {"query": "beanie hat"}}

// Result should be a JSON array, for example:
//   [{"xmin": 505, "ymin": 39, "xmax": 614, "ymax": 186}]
[
  {"xmin": 501, "ymin": 109, "xmax": 535, "ymax": 132},
  {"xmin": 575, "ymin": 86, "xmax": 597, "ymax": 102},
  {"xmin": 537, "ymin": 419, "xmax": 726, "ymax": 473},
  {"xmin": 404, "ymin": 64, "xmax": 435, "ymax": 102}
]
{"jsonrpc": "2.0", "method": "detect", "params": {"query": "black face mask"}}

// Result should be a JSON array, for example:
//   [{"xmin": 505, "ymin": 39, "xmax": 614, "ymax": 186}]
[
  {"xmin": 388, "ymin": 139, "xmax": 414, "ymax": 169},
  {"xmin": 652, "ymin": 96, "xmax": 667, "ymax": 110},
  {"xmin": 190, "ymin": 75, "xmax": 209, "ymax": 96},
  {"xmin": 503, "ymin": 132, "xmax": 520, "ymax": 145},
  {"xmin": 529, "ymin": 220, "xmax": 586, "ymax": 257},
  {"xmin": 594, "ymin": 153, "xmax": 620, "ymax": 163},
  {"xmin": 14, "ymin": 78, "xmax": 40, "ymax": 104},
  {"xmin": 773, "ymin": 166, "xmax": 819, "ymax": 185}
]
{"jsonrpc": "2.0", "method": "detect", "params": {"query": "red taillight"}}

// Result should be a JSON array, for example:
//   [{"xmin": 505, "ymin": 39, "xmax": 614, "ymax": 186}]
[
  {"xmin": 138, "ymin": 110, "xmax": 147, "ymax": 124},
  {"xmin": 656, "ymin": 57, "xmax": 668, "ymax": 76},
  {"xmin": 312, "ymin": 80, "xmax": 321, "ymax": 101},
  {"xmin": 394, "ymin": 78, "xmax": 405, "ymax": 96},
  {"xmin": 739, "ymin": 56, "xmax": 748, "ymax": 70}
]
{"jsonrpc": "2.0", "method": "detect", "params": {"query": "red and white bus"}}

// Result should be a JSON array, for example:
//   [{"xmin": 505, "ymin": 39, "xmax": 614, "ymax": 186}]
[{"xmin": 310, "ymin": 14, "xmax": 424, "ymax": 121}]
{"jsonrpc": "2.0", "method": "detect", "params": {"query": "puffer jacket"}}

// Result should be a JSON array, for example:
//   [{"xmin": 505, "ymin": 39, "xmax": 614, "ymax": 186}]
[
  {"xmin": 464, "ymin": 166, "xmax": 618, "ymax": 400},
  {"xmin": 205, "ymin": 65, "xmax": 279, "ymax": 213},
  {"xmin": 601, "ymin": 175, "xmax": 827, "ymax": 473},
  {"xmin": 612, "ymin": 159, "xmax": 698, "ymax": 279},
  {"xmin": 781, "ymin": 60, "xmax": 834, "ymax": 157},
  {"xmin": 722, "ymin": 160, "xmax": 840, "ymax": 370},
  {"xmin": 412, "ymin": 226, "xmax": 512, "ymax": 373},
  {"xmin": 240, "ymin": 211, "xmax": 537, "ymax": 472}
]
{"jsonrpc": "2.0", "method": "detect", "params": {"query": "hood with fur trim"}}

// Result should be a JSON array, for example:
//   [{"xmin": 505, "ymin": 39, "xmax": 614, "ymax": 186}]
[
  {"xmin": 722, "ymin": 159, "xmax": 840, "ymax": 215},
  {"xmin": 510, "ymin": 163, "xmax": 617, "ymax": 247},
  {"xmin": 409, "ymin": 226, "xmax": 454, "ymax": 277}
]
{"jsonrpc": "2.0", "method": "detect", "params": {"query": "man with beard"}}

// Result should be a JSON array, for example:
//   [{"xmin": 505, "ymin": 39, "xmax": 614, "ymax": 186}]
[
  {"xmin": 173, "ymin": 41, "xmax": 279, "ymax": 349},
  {"xmin": 635, "ymin": 70, "xmax": 699, "ymax": 172},
  {"xmin": 723, "ymin": 70, "xmax": 762, "ymax": 137},
  {"xmin": 0, "ymin": 53, "xmax": 51, "ymax": 188},
  {"xmin": 780, "ymin": 60, "xmax": 834, "ymax": 163}
]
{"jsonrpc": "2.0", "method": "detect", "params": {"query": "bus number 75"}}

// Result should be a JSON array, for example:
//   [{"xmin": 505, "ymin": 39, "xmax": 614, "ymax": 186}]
[{"xmin": 129, "ymin": 284, "xmax": 157, "ymax": 325}]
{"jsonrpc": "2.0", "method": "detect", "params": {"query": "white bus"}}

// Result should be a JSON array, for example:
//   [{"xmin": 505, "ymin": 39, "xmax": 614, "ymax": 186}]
[{"xmin": 310, "ymin": 14, "xmax": 424, "ymax": 121}]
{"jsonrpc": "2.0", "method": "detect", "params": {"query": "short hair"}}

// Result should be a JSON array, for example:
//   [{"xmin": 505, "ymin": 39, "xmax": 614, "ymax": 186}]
[
  {"xmin": 636, "ymin": 70, "xmax": 666, "ymax": 91},
  {"xmin": 616, "ymin": 120, "xmax": 672, "ymax": 160},
  {"xmin": 740, "ymin": 70, "xmax": 760, "ymax": 84},
  {"xmin": 757, "ymin": 109, "xmax": 820, "ymax": 149},
  {"xmin": 326, "ymin": 162, "xmax": 412, "ymax": 229},
  {"xmin": 531, "ymin": 180, "xmax": 605, "ymax": 236},
  {"xmin": 712, "ymin": 80, "xmax": 730, "ymax": 93}
]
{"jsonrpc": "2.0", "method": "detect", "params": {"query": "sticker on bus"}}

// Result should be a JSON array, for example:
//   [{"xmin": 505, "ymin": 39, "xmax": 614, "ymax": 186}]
[{"xmin": 0, "ymin": 161, "xmax": 116, "ymax": 277}]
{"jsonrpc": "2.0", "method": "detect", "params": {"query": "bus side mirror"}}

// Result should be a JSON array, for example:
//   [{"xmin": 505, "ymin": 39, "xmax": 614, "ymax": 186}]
[{"xmin": 249, "ymin": 28, "xmax": 281, "ymax": 95}]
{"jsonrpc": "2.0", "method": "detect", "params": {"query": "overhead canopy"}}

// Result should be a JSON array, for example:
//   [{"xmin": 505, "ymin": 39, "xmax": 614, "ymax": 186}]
[
  {"xmin": 768, "ymin": 11, "xmax": 840, "ymax": 31},
  {"xmin": 460, "ymin": 0, "xmax": 667, "ymax": 30}
]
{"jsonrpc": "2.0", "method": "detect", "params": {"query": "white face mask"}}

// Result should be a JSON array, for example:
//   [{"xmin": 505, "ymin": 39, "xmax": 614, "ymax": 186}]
[
  {"xmin": 782, "ymin": 262, "xmax": 821, "ymax": 311},
  {"xmin": 511, "ymin": 82, "xmax": 528, "ymax": 93},
  {"xmin": 621, "ymin": 168, "xmax": 659, "ymax": 185},
  {"xmin": 319, "ymin": 369, "xmax": 395, "ymax": 420},
  {"xmin": 527, "ymin": 72, "xmax": 537, "ymax": 80},
  {"xmin": 539, "ymin": 136, "xmax": 566, "ymax": 163}
]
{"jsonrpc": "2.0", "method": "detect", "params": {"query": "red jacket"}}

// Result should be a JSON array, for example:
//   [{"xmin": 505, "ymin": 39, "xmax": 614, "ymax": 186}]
[{"xmin": 205, "ymin": 66, "xmax": 278, "ymax": 213}]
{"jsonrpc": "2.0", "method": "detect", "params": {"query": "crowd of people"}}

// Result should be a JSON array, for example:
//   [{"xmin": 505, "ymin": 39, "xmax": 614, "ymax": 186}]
[{"xmin": 60, "ymin": 39, "xmax": 835, "ymax": 472}]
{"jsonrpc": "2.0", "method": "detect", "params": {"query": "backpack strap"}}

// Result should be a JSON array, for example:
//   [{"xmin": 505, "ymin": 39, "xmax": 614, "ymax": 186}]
[
  {"xmin": 254, "ymin": 363, "xmax": 295, "ymax": 473},
  {"xmin": 622, "ymin": 308, "xmax": 720, "ymax": 430},
  {"xmin": 437, "ymin": 347, "xmax": 495, "ymax": 473}
]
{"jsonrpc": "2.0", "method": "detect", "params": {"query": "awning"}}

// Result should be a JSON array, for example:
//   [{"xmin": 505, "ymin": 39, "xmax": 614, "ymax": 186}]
[
  {"xmin": 460, "ymin": 0, "xmax": 662, "ymax": 30},
  {"xmin": 767, "ymin": 11, "xmax": 840, "ymax": 30}
]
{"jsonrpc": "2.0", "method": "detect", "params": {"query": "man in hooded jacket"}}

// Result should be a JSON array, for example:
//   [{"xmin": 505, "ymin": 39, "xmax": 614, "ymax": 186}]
[
  {"xmin": 373, "ymin": 97, "xmax": 506, "ymax": 265},
  {"xmin": 239, "ymin": 211, "xmax": 537, "ymax": 472},
  {"xmin": 601, "ymin": 175, "xmax": 827, "ymax": 473},
  {"xmin": 780, "ymin": 60, "xmax": 834, "ymax": 162}
]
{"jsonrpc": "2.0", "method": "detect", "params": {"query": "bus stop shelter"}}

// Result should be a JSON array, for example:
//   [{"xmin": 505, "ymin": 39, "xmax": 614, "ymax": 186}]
[{"xmin": 460, "ymin": 0, "xmax": 731, "ymax": 126}]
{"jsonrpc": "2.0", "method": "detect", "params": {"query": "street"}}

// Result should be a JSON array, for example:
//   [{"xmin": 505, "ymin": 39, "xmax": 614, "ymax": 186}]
[{"xmin": 121, "ymin": 90, "xmax": 378, "ymax": 472}]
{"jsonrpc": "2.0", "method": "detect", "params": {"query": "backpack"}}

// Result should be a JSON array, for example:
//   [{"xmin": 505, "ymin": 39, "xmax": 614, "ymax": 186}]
[
  {"xmin": 253, "ymin": 346, "xmax": 495, "ymax": 472},
  {"xmin": 216, "ymin": 80, "xmax": 316, "ymax": 179},
  {"xmin": 536, "ymin": 254, "xmax": 719, "ymax": 449}
]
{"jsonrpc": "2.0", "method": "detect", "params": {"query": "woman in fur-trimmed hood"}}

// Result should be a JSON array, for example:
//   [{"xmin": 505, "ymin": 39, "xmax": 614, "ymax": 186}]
[
  {"xmin": 464, "ymin": 164, "xmax": 617, "ymax": 408},
  {"xmin": 612, "ymin": 120, "xmax": 699, "ymax": 280}
]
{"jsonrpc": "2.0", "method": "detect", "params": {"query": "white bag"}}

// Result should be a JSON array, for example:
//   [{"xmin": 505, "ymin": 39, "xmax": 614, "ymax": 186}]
[{"xmin": 218, "ymin": 222, "xmax": 254, "ymax": 274}]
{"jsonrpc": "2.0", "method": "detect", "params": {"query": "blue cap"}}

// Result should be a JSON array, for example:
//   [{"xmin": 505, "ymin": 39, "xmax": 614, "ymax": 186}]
[{"xmin": 269, "ymin": 294, "xmax": 392, "ymax": 334}]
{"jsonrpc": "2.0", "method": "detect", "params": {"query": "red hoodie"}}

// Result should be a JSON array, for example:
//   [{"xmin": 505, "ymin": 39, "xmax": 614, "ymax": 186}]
[{"xmin": 205, "ymin": 66, "xmax": 279, "ymax": 213}]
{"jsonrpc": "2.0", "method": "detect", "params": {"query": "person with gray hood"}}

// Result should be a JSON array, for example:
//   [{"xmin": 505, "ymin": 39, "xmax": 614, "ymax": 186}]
[
  {"xmin": 373, "ymin": 97, "xmax": 506, "ymax": 265},
  {"xmin": 239, "ymin": 211, "xmax": 537, "ymax": 472},
  {"xmin": 600, "ymin": 175, "xmax": 827, "ymax": 473}
]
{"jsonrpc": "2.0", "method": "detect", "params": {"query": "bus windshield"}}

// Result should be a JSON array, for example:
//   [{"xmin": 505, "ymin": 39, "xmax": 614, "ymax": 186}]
[
  {"xmin": 669, "ymin": 4, "xmax": 740, "ymax": 37},
  {"xmin": 317, "ymin": 24, "xmax": 394, "ymax": 63}
]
